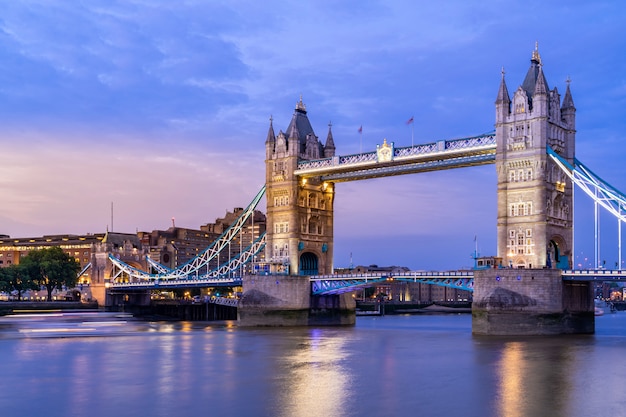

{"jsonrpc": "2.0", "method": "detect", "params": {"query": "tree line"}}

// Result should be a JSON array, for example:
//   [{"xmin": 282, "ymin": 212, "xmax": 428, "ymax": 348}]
[{"xmin": 0, "ymin": 247, "xmax": 80, "ymax": 301}]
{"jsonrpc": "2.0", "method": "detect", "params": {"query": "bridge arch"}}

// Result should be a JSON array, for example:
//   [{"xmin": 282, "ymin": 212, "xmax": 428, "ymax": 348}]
[
  {"xmin": 548, "ymin": 235, "xmax": 569, "ymax": 269},
  {"xmin": 299, "ymin": 252, "xmax": 319, "ymax": 275}
]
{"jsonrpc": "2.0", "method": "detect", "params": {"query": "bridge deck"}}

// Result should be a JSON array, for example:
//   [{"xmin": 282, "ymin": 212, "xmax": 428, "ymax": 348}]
[{"xmin": 295, "ymin": 134, "xmax": 496, "ymax": 182}]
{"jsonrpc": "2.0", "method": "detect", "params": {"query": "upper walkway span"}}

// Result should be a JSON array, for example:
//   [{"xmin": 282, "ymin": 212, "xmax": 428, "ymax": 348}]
[{"xmin": 295, "ymin": 133, "xmax": 495, "ymax": 182}]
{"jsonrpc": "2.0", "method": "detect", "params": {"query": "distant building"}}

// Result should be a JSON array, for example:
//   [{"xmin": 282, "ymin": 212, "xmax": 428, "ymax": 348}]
[
  {"xmin": 200, "ymin": 208, "xmax": 266, "ymax": 274},
  {"xmin": 0, "ymin": 232, "xmax": 143, "ymax": 301},
  {"xmin": 342, "ymin": 264, "xmax": 472, "ymax": 303},
  {"xmin": 0, "ymin": 207, "xmax": 267, "ymax": 302}
]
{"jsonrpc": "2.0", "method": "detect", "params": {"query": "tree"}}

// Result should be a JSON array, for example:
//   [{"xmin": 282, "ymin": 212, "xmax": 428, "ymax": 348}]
[
  {"xmin": 0, "ymin": 264, "xmax": 38, "ymax": 300},
  {"xmin": 20, "ymin": 247, "xmax": 80, "ymax": 301}
]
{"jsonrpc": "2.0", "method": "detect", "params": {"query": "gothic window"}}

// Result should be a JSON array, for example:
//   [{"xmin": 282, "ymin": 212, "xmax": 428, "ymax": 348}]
[
  {"xmin": 308, "ymin": 217, "xmax": 319, "ymax": 235},
  {"xmin": 526, "ymin": 169, "xmax": 532, "ymax": 181},
  {"xmin": 517, "ymin": 170, "xmax": 523, "ymax": 181},
  {"xmin": 509, "ymin": 170, "xmax": 516, "ymax": 182}
]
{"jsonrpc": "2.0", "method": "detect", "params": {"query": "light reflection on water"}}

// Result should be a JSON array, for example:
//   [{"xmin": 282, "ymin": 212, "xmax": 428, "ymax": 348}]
[
  {"xmin": 1, "ymin": 312, "xmax": 626, "ymax": 417},
  {"xmin": 276, "ymin": 328, "xmax": 351, "ymax": 417}
]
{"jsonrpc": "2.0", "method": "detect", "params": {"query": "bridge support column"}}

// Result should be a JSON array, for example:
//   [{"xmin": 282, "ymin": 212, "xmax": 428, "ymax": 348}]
[
  {"xmin": 472, "ymin": 269, "xmax": 594, "ymax": 335},
  {"xmin": 238, "ymin": 275, "xmax": 355, "ymax": 326},
  {"xmin": 105, "ymin": 290, "xmax": 151, "ymax": 310}
]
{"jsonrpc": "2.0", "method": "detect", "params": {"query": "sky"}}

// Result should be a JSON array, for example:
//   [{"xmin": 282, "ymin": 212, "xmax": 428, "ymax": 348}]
[{"xmin": 1, "ymin": 0, "xmax": 626, "ymax": 271}]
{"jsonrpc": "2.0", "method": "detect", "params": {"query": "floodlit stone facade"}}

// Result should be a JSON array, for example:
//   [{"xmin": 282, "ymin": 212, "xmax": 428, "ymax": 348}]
[
  {"xmin": 264, "ymin": 97, "xmax": 336, "ymax": 275},
  {"xmin": 495, "ymin": 44, "xmax": 575, "ymax": 269}
]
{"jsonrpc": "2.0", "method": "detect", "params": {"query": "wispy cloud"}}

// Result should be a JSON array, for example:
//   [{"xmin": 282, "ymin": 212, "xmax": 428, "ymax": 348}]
[{"xmin": 0, "ymin": 0, "xmax": 625, "ymax": 268}]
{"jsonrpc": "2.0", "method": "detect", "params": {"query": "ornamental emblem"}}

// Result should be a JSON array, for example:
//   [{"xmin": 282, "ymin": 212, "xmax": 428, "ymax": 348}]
[{"xmin": 376, "ymin": 138, "xmax": 394, "ymax": 162}]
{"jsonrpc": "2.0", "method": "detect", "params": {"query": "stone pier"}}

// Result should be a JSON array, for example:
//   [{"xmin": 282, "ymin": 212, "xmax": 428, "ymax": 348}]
[
  {"xmin": 472, "ymin": 268, "xmax": 594, "ymax": 335},
  {"xmin": 238, "ymin": 275, "xmax": 355, "ymax": 326}
]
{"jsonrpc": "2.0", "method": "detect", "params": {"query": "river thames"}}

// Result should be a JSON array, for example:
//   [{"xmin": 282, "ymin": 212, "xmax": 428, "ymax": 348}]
[{"xmin": 1, "ymin": 311, "xmax": 625, "ymax": 417}]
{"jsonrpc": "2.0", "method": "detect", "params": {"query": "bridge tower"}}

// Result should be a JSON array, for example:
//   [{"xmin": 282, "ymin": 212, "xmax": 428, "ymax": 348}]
[
  {"xmin": 239, "ymin": 98, "xmax": 354, "ymax": 326},
  {"xmin": 263, "ymin": 97, "xmax": 336, "ymax": 276},
  {"xmin": 473, "ymin": 45, "xmax": 593, "ymax": 335},
  {"xmin": 495, "ymin": 44, "xmax": 576, "ymax": 269}
]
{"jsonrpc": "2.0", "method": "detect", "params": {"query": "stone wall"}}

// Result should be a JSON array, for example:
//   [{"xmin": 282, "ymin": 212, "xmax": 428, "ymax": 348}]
[
  {"xmin": 238, "ymin": 274, "xmax": 355, "ymax": 326},
  {"xmin": 472, "ymin": 268, "xmax": 593, "ymax": 335}
]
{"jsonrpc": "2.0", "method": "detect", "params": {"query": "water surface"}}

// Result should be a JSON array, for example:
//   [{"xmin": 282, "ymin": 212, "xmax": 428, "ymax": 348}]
[{"xmin": 1, "ymin": 312, "xmax": 625, "ymax": 417}]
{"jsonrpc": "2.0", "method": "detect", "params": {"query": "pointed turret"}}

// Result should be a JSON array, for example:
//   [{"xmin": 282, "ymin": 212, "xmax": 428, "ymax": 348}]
[
  {"xmin": 285, "ymin": 96, "xmax": 316, "ymax": 156},
  {"xmin": 288, "ymin": 119, "xmax": 300, "ymax": 140},
  {"xmin": 533, "ymin": 65, "xmax": 548, "ymax": 96},
  {"xmin": 265, "ymin": 116, "xmax": 276, "ymax": 159},
  {"xmin": 532, "ymin": 65, "xmax": 549, "ymax": 115},
  {"xmin": 496, "ymin": 68, "xmax": 511, "ymax": 122},
  {"xmin": 562, "ymin": 79, "xmax": 575, "ymax": 110},
  {"xmin": 265, "ymin": 116, "xmax": 276, "ymax": 145},
  {"xmin": 496, "ymin": 68, "xmax": 511, "ymax": 104},
  {"xmin": 324, "ymin": 122, "xmax": 336, "ymax": 158},
  {"xmin": 561, "ymin": 78, "xmax": 576, "ymax": 137},
  {"xmin": 287, "ymin": 122, "xmax": 299, "ymax": 156},
  {"xmin": 520, "ymin": 42, "xmax": 549, "ymax": 110}
]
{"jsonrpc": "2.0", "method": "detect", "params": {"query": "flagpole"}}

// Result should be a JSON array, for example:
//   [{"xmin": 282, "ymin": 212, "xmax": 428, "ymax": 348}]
[
  {"xmin": 407, "ymin": 116, "xmax": 414, "ymax": 147},
  {"xmin": 359, "ymin": 125, "xmax": 362, "ymax": 153}
]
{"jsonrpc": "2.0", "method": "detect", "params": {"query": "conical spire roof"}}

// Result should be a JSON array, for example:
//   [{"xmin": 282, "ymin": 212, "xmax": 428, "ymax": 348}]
[
  {"xmin": 325, "ymin": 122, "xmax": 335, "ymax": 150},
  {"xmin": 562, "ymin": 79, "xmax": 575, "ymax": 110},
  {"xmin": 496, "ymin": 68, "xmax": 511, "ymax": 104},
  {"xmin": 533, "ymin": 65, "xmax": 548, "ymax": 96},
  {"xmin": 521, "ymin": 43, "xmax": 549, "ymax": 99},
  {"xmin": 285, "ymin": 96, "xmax": 315, "ymax": 143},
  {"xmin": 265, "ymin": 116, "xmax": 276, "ymax": 145}
]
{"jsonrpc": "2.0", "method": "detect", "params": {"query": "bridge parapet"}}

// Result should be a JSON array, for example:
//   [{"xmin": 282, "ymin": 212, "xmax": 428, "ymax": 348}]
[
  {"xmin": 562, "ymin": 269, "xmax": 626, "ymax": 280},
  {"xmin": 295, "ymin": 134, "xmax": 496, "ymax": 178}
]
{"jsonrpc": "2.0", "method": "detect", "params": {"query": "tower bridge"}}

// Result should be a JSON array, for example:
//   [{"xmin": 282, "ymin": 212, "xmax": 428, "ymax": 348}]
[{"xmin": 107, "ymin": 46, "xmax": 626, "ymax": 335}]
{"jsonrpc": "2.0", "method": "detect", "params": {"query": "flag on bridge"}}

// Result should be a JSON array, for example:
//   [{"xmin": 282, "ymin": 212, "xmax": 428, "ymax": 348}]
[
  {"xmin": 358, "ymin": 125, "xmax": 362, "ymax": 133},
  {"xmin": 406, "ymin": 116, "xmax": 414, "ymax": 125}
]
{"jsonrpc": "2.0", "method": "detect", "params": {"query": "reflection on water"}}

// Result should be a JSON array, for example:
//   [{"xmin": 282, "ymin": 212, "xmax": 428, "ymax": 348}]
[
  {"xmin": 1, "ymin": 312, "xmax": 626, "ymax": 417},
  {"xmin": 276, "ymin": 328, "xmax": 351, "ymax": 417},
  {"xmin": 495, "ymin": 340, "xmax": 575, "ymax": 417}
]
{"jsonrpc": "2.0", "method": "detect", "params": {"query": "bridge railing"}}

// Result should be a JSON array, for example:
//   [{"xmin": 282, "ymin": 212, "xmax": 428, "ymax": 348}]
[
  {"xmin": 296, "ymin": 133, "xmax": 496, "ymax": 174},
  {"xmin": 562, "ymin": 269, "xmax": 626, "ymax": 280}
]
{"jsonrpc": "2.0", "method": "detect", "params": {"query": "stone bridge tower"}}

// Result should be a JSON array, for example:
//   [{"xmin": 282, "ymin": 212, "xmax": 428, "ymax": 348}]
[
  {"xmin": 264, "ymin": 97, "xmax": 336, "ymax": 276},
  {"xmin": 473, "ymin": 46, "xmax": 592, "ymax": 336},
  {"xmin": 239, "ymin": 98, "xmax": 353, "ymax": 326},
  {"xmin": 495, "ymin": 44, "xmax": 576, "ymax": 270}
]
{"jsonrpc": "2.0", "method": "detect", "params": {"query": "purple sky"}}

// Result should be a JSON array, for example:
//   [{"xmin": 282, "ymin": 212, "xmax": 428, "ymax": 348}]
[{"xmin": 1, "ymin": 1, "xmax": 625, "ymax": 270}]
